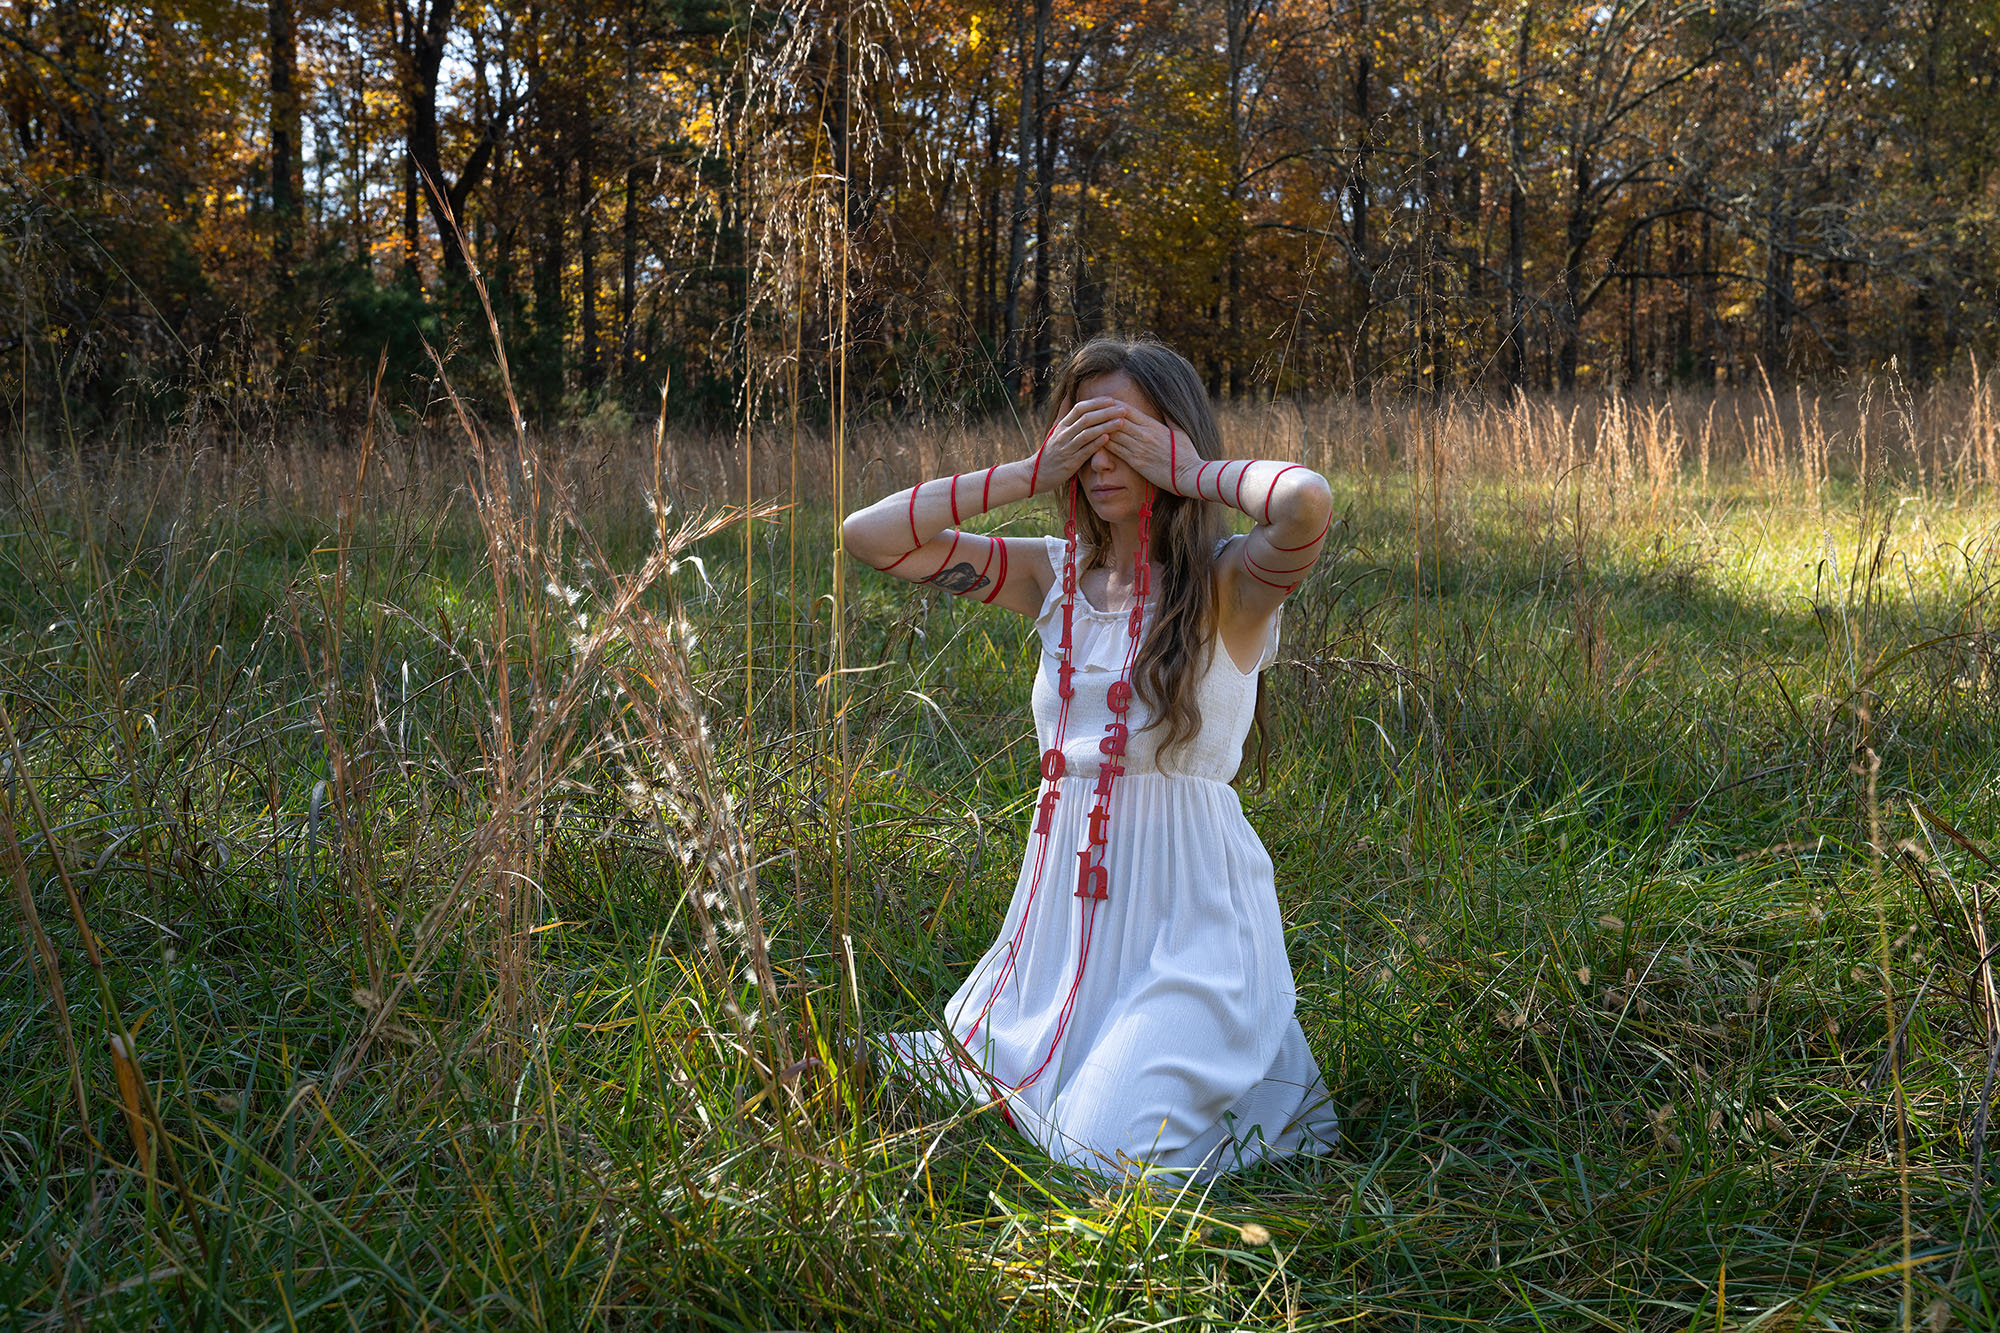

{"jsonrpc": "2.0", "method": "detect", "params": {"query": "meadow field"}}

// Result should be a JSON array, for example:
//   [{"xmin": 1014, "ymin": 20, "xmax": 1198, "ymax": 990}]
[{"xmin": 4, "ymin": 378, "xmax": 2000, "ymax": 1329}]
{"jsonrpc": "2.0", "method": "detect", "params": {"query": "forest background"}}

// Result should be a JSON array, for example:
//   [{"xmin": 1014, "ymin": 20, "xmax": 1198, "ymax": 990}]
[{"xmin": 6, "ymin": 0, "xmax": 1998, "ymax": 435}]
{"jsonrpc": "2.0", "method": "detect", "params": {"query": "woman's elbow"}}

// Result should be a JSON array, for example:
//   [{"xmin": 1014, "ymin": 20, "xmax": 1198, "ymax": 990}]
[
  {"xmin": 1287, "ymin": 470, "xmax": 1333, "ymax": 525},
  {"xmin": 840, "ymin": 510, "xmax": 880, "ymax": 564}
]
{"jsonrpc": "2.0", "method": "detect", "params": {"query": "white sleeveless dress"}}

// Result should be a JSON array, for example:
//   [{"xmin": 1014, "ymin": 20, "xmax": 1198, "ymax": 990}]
[{"xmin": 885, "ymin": 534, "xmax": 1339, "ymax": 1180}]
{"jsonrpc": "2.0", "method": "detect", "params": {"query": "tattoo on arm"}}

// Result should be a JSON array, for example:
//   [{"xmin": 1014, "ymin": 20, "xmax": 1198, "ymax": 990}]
[{"xmin": 923, "ymin": 561, "xmax": 991, "ymax": 595}]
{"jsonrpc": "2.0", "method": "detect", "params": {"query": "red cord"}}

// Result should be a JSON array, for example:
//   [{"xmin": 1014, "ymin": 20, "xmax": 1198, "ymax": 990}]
[
  {"xmin": 981, "ymin": 464, "xmax": 995, "ymax": 512},
  {"xmin": 926, "ymin": 529, "xmax": 963, "ymax": 586},
  {"xmin": 907, "ymin": 484, "xmax": 922, "ymax": 547},
  {"xmin": 959, "ymin": 481, "xmax": 1080, "ymax": 1051},
  {"xmin": 1269, "ymin": 511, "xmax": 1333, "ymax": 552},
  {"xmin": 955, "ymin": 482, "xmax": 1152, "ymax": 1095},
  {"xmin": 1012, "ymin": 898, "xmax": 1099, "ymax": 1088},
  {"xmin": 1262, "ymin": 464, "xmax": 1303, "ymax": 524},
  {"xmin": 1246, "ymin": 550, "xmax": 1315, "ymax": 578},
  {"xmin": 1232, "ymin": 460, "xmax": 1251, "ymax": 510},
  {"xmin": 1013, "ymin": 492, "xmax": 1149, "ymax": 1089},
  {"xmin": 950, "ymin": 473, "xmax": 961, "ymax": 524},
  {"xmin": 1029, "ymin": 423, "xmax": 1054, "ymax": 494},
  {"xmin": 1194, "ymin": 461, "xmax": 1213, "ymax": 501},
  {"xmin": 981, "ymin": 536, "xmax": 1009, "ymax": 604}
]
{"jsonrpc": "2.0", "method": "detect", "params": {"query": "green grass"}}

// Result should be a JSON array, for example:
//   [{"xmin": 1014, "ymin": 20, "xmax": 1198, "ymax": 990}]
[{"xmin": 2, "ymin": 437, "xmax": 1998, "ymax": 1330}]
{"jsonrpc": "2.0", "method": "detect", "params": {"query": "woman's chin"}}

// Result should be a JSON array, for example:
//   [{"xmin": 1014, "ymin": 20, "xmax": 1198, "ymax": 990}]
[{"xmin": 1084, "ymin": 491, "xmax": 1137, "ymax": 523}]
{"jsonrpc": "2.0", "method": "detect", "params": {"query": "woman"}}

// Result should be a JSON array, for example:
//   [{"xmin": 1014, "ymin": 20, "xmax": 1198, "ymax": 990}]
[{"xmin": 840, "ymin": 338, "xmax": 1339, "ymax": 1180}]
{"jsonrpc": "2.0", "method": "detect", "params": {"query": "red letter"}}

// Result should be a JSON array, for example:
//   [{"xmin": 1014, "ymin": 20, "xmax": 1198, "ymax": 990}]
[
  {"xmin": 1074, "ymin": 851, "xmax": 1110, "ymax": 900},
  {"xmin": 1087, "ymin": 803, "xmax": 1111, "ymax": 847},
  {"xmin": 1040, "ymin": 748, "xmax": 1067, "ymax": 782},
  {"xmin": 1099, "ymin": 722, "xmax": 1128, "ymax": 756},
  {"xmin": 1035, "ymin": 789, "xmax": 1060, "ymax": 834},
  {"xmin": 1058, "ymin": 661, "xmax": 1075, "ymax": 700},
  {"xmin": 1106, "ymin": 681, "xmax": 1132, "ymax": 714}
]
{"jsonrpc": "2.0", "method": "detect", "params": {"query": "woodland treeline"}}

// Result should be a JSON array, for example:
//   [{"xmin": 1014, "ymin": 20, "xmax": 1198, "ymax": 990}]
[{"xmin": 3, "ymin": 0, "xmax": 1996, "ymax": 434}]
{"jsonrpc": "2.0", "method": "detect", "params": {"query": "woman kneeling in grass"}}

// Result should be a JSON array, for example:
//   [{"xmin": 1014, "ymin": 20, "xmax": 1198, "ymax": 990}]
[{"xmin": 841, "ymin": 337, "xmax": 1340, "ymax": 1180}]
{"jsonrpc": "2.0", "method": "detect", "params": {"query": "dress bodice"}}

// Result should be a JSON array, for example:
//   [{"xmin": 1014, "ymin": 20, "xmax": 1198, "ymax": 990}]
[{"xmin": 1030, "ymin": 534, "xmax": 1279, "ymax": 785}]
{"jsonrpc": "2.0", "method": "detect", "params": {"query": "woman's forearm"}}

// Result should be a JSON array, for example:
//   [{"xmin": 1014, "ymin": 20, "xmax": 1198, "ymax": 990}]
[{"xmin": 841, "ymin": 456, "xmax": 1040, "ymax": 569}]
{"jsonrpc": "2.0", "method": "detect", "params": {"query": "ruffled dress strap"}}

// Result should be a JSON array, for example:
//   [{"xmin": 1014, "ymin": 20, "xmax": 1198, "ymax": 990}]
[
  {"xmin": 1032, "ymin": 535, "xmax": 1068, "ymax": 652},
  {"xmin": 1035, "ymin": 535, "xmax": 1068, "ymax": 619}
]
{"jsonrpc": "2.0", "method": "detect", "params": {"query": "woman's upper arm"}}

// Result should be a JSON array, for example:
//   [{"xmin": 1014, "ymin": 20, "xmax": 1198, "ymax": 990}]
[{"xmin": 1217, "ymin": 466, "xmax": 1333, "ymax": 636}]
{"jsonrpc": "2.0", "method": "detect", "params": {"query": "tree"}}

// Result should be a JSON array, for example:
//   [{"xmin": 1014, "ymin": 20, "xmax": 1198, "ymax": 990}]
[{"xmin": 385, "ymin": 0, "xmax": 521, "ymax": 280}]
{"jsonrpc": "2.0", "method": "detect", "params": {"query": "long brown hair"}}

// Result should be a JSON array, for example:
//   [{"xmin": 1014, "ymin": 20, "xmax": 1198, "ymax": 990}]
[{"xmin": 1042, "ymin": 338, "xmax": 1225, "ymax": 763}]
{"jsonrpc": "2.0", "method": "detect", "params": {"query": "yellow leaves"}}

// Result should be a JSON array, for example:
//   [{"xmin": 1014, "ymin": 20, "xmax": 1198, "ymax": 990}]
[{"xmin": 969, "ymin": 13, "xmax": 983, "ymax": 49}]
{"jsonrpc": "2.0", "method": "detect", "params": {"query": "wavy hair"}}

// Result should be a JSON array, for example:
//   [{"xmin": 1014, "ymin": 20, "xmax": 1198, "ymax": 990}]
[{"xmin": 1042, "ymin": 337, "xmax": 1248, "ymax": 769}]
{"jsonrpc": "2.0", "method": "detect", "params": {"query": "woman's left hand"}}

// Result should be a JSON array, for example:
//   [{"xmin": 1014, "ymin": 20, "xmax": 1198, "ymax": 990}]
[{"xmin": 1103, "ymin": 406, "xmax": 1200, "ymax": 497}]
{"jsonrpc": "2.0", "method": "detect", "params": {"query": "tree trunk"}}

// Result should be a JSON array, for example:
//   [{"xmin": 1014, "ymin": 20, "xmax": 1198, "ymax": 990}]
[
  {"xmin": 1001, "ymin": 0, "xmax": 1035, "ymax": 399},
  {"xmin": 579, "ymin": 131, "xmax": 599, "ymax": 388},
  {"xmin": 1073, "ymin": 140, "xmax": 1105, "ymax": 342},
  {"xmin": 1223, "ymin": 0, "xmax": 1254, "ymax": 399},
  {"xmin": 1074, "ymin": 249, "xmax": 1104, "ymax": 343},
  {"xmin": 1624, "ymin": 260, "xmax": 1638, "ymax": 386},
  {"xmin": 1505, "ymin": 4, "xmax": 1530, "ymax": 389},
  {"xmin": 403, "ymin": 1, "xmax": 450, "ymax": 270},
  {"xmin": 267, "ymin": 0, "xmax": 299, "ymax": 281},
  {"xmin": 402, "ymin": 136, "xmax": 422, "ymax": 279},
  {"xmin": 537, "ymin": 154, "xmax": 567, "ymax": 405},
  {"xmin": 982, "ymin": 104, "xmax": 999, "ymax": 351},
  {"xmin": 1348, "ymin": 0, "xmax": 1372, "ymax": 387},
  {"xmin": 1559, "ymin": 161, "xmax": 1588, "ymax": 392},
  {"xmin": 392, "ymin": 0, "xmax": 507, "ymax": 280},
  {"xmin": 1030, "ymin": 86, "xmax": 1055, "ymax": 398},
  {"xmin": 1420, "ymin": 109, "xmax": 1444, "ymax": 400},
  {"xmin": 1760, "ymin": 193, "xmax": 1792, "ymax": 377},
  {"xmin": 619, "ymin": 29, "xmax": 639, "ymax": 386},
  {"xmin": 620, "ymin": 163, "xmax": 639, "ymax": 383},
  {"xmin": 1698, "ymin": 209, "xmax": 1716, "ymax": 381},
  {"xmin": 1671, "ymin": 215, "xmax": 1691, "ymax": 379}
]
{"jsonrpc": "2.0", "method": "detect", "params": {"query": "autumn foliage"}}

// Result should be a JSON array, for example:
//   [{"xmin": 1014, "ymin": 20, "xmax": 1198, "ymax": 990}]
[{"xmin": 1, "ymin": 0, "xmax": 1996, "ymax": 435}]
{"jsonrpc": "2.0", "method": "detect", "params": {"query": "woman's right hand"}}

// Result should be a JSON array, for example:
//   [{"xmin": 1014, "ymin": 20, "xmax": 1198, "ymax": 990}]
[{"xmin": 1028, "ymin": 397, "xmax": 1129, "ymax": 495}]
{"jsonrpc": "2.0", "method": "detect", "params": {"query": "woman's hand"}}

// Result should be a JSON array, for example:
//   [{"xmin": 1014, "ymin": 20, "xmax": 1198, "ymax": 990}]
[
  {"xmin": 1101, "ymin": 405, "xmax": 1199, "ymax": 496},
  {"xmin": 1029, "ymin": 397, "xmax": 1129, "ymax": 495}
]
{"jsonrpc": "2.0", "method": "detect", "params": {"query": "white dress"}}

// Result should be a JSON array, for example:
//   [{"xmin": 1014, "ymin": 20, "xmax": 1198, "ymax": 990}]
[{"xmin": 886, "ymin": 534, "xmax": 1339, "ymax": 1181}]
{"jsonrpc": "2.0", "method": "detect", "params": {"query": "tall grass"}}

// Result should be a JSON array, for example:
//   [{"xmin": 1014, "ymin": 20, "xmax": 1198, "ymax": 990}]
[{"xmin": 3, "ymin": 374, "xmax": 1999, "ymax": 1328}]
